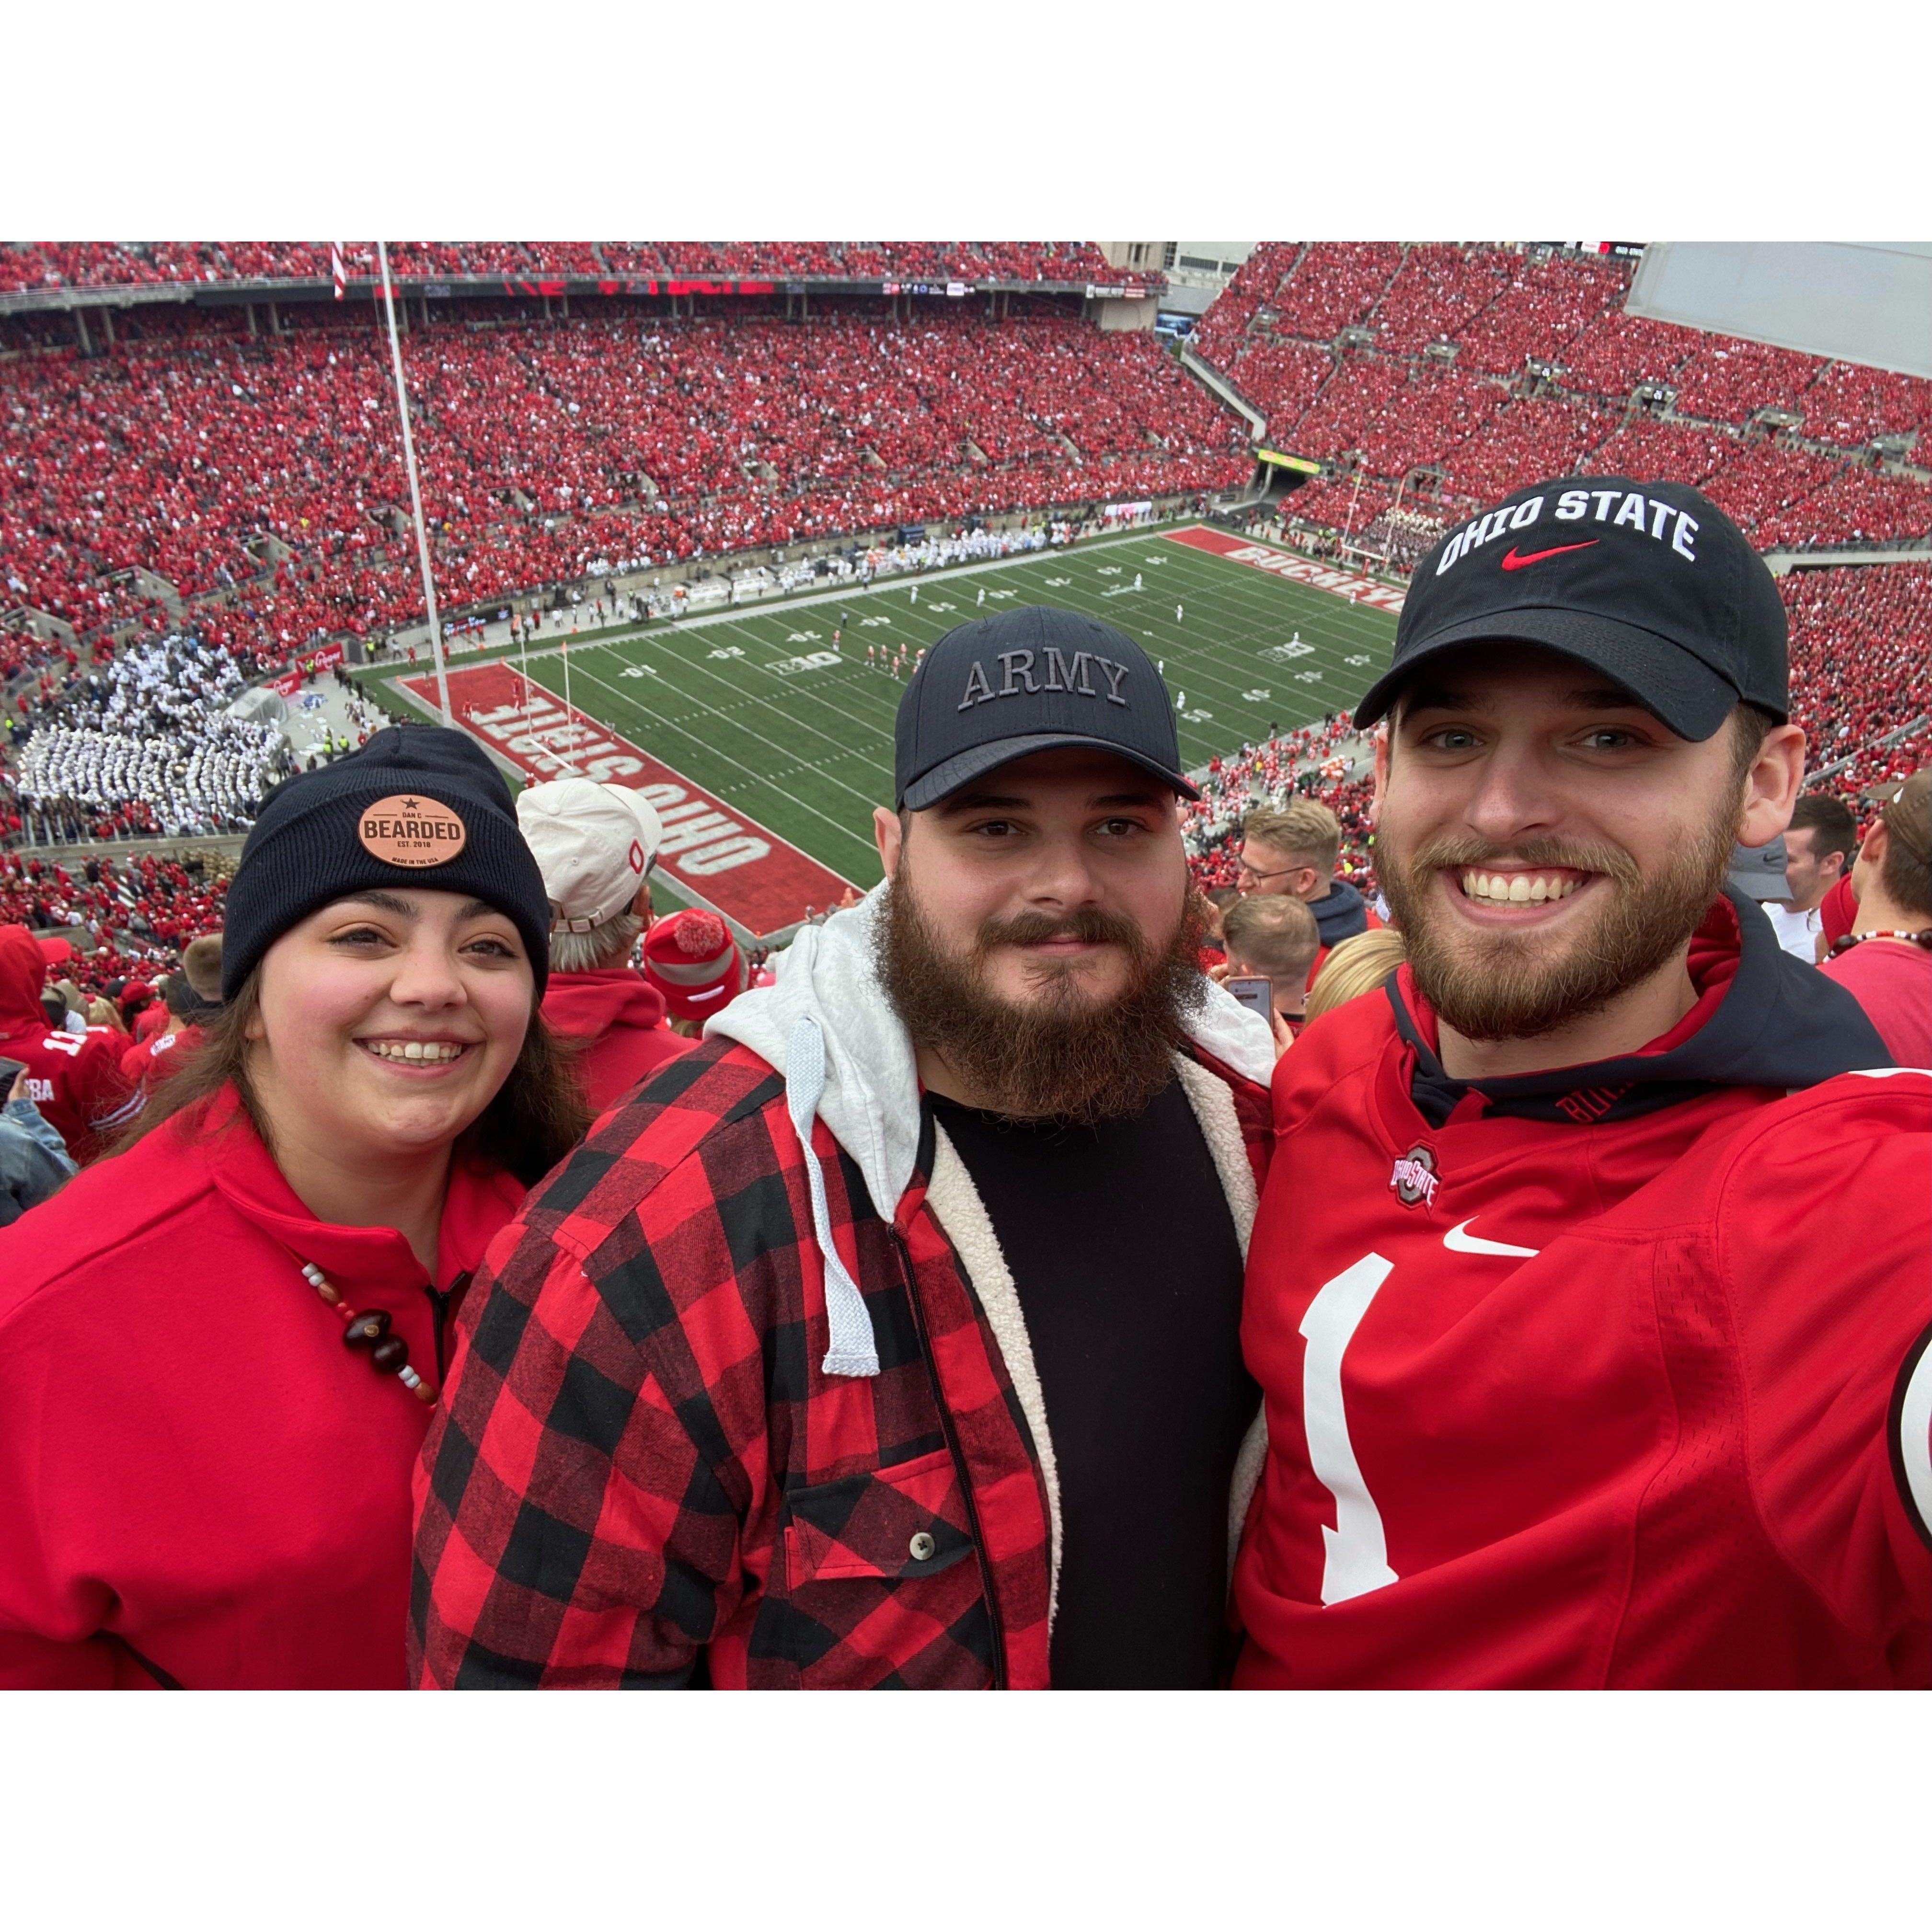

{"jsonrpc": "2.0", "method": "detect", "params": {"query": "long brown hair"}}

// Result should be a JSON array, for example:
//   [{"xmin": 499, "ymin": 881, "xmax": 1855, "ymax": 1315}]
[{"xmin": 116, "ymin": 968, "xmax": 589, "ymax": 1187}]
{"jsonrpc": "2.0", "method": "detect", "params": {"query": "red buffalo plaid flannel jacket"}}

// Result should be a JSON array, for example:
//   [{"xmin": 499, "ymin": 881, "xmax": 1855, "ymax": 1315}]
[{"xmin": 410, "ymin": 1026, "xmax": 1271, "ymax": 1689}]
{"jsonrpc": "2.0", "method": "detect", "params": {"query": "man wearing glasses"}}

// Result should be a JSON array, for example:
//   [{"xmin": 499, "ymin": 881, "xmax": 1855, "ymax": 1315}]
[{"xmin": 1237, "ymin": 801, "xmax": 1380, "ymax": 985}]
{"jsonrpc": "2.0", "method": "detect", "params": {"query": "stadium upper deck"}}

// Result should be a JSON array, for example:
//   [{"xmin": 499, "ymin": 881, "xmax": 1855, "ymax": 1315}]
[
  {"xmin": 0, "ymin": 242, "xmax": 1124, "ymax": 297},
  {"xmin": 4, "ymin": 240, "xmax": 1927, "ymax": 690},
  {"xmin": 1191, "ymin": 242, "xmax": 1931, "ymax": 553},
  {"xmin": 1, "ymin": 306, "xmax": 1247, "ymax": 658}
]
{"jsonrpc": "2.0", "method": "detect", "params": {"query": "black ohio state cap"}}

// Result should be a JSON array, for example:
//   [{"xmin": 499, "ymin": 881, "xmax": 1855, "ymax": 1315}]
[
  {"xmin": 1355, "ymin": 475, "xmax": 1790, "ymax": 742},
  {"xmin": 895, "ymin": 605, "xmax": 1198, "ymax": 809}
]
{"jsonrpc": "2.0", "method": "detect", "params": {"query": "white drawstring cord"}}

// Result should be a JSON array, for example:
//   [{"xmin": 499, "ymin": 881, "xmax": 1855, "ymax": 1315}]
[{"xmin": 785, "ymin": 1014, "xmax": 881, "ymax": 1378}]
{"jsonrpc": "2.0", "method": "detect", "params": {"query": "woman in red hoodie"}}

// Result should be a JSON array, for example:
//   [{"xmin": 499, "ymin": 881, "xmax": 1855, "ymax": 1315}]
[{"xmin": 0, "ymin": 728, "xmax": 586, "ymax": 1688}]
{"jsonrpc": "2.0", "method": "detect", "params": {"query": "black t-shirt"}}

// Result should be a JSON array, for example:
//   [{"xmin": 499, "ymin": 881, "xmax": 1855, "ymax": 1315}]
[{"xmin": 925, "ymin": 1075, "xmax": 1256, "ymax": 1689}]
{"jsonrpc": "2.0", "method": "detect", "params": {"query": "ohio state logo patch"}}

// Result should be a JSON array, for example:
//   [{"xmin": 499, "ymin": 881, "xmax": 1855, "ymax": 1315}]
[{"xmin": 1389, "ymin": 1143, "xmax": 1440, "ymax": 1209}]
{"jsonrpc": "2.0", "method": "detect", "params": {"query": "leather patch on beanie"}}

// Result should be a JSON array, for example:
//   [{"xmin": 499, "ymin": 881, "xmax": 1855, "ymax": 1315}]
[{"xmin": 357, "ymin": 794, "xmax": 469, "ymax": 867}]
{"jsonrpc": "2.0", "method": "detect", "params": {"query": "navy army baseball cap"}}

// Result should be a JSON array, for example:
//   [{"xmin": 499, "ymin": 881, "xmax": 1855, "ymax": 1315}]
[
  {"xmin": 894, "ymin": 605, "xmax": 1199, "ymax": 809},
  {"xmin": 1355, "ymin": 475, "xmax": 1790, "ymax": 742}
]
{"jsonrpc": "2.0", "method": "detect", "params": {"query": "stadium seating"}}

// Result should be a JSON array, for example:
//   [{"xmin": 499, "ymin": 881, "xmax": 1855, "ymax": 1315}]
[
  {"xmin": 0, "ymin": 242, "xmax": 1117, "ymax": 294},
  {"xmin": 1700, "ymin": 439, "xmax": 1840, "ymax": 537},
  {"xmin": 1754, "ymin": 464, "xmax": 1932, "ymax": 548},
  {"xmin": 1219, "ymin": 339, "xmax": 1334, "ymax": 448},
  {"xmin": 1434, "ymin": 396, "xmax": 1619, "ymax": 504},
  {"xmin": 1, "ymin": 309, "xmax": 1249, "ymax": 660},
  {"xmin": 0, "ymin": 846, "xmax": 231, "ymax": 990},
  {"xmin": 1799, "ymin": 358, "xmax": 1932, "ymax": 444},
  {"xmin": 1366, "ymin": 243, "xmax": 1514, "ymax": 355},
  {"xmin": 1192, "ymin": 241, "xmax": 1932, "ymax": 556},
  {"xmin": 1555, "ymin": 308, "xmax": 1701, "ymax": 399},
  {"xmin": 1781, "ymin": 562, "xmax": 1931, "ymax": 801},
  {"xmin": 1268, "ymin": 243, "xmax": 1403, "ymax": 341},
  {"xmin": 5, "ymin": 238, "xmax": 1927, "ymax": 963}
]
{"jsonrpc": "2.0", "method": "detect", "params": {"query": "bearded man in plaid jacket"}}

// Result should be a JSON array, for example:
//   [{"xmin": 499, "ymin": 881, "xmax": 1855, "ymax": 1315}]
[{"xmin": 411, "ymin": 611, "xmax": 1276, "ymax": 1687}]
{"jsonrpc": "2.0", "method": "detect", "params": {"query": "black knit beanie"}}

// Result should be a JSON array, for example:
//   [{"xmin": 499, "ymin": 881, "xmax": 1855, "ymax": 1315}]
[{"xmin": 221, "ymin": 725, "xmax": 551, "ymax": 999}]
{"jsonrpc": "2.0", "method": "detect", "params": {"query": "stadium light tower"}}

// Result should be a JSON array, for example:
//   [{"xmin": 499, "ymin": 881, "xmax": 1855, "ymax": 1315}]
[{"xmin": 376, "ymin": 240, "xmax": 452, "ymax": 725}]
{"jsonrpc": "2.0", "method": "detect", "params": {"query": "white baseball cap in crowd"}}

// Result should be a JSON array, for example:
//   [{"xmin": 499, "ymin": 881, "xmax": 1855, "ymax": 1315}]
[{"xmin": 516, "ymin": 778, "xmax": 665, "ymax": 932}]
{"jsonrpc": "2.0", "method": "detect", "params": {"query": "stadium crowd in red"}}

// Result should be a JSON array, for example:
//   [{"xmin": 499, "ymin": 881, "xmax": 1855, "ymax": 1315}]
[
  {"xmin": 1193, "ymin": 242, "xmax": 1931, "ymax": 557},
  {"xmin": 0, "ymin": 849, "xmax": 229, "ymax": 993},
  {"xmin": 1183, "ymin": 716, "xmax": 1376, "ymax": 894},
  {"xmin": 0, "ymin": 242, "xmax": 1116, "ymax": 293},
  {"xmin": 4, "ymin": 309, "xmax": 1247, "ymax": 661},
  {"xmin": 4, "ymin": 241, "xmax": 1927, "ymax": 1016}
]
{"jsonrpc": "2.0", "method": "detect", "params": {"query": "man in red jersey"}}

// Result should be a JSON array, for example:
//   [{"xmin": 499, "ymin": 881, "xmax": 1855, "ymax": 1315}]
[
  {"xmin": 1233, "ymin": 475, "xmax": 1930, "ymax": 1689},
  {"xmin": 0, "ymin": 925, "xmax": 141, "ymax": 1163}
]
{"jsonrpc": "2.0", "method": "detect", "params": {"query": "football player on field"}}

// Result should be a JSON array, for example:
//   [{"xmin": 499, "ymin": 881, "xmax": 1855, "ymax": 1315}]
[{"xmin": 1233, "ymin": 475, "xmax": 1931, "ymax": 1688}]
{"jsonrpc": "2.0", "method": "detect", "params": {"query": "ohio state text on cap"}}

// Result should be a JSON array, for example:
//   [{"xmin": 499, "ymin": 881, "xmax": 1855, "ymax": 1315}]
[
  {"xmin": 894, "ymin": 604, "xmax": 1198, "ymax": 809},
  {"xmin": 1355, "ymin": 475, "xmax": 1790, "ymax": 743}
]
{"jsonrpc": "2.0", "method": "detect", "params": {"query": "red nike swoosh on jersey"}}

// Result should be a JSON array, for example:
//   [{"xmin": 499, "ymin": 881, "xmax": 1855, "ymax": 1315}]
[{"xmin": 1499, "ymin": 541, "xmax": 1598, "ymax": 571}]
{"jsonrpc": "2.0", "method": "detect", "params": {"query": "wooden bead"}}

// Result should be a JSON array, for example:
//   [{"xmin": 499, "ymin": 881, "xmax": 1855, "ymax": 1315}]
[
  {"xmin": 342, "ymin": 1310, "xmax": 391, "ymax": 1348},
  {"xmin": 297, "ymin": 1260, "xmax": 436, "ymax": 1410}
]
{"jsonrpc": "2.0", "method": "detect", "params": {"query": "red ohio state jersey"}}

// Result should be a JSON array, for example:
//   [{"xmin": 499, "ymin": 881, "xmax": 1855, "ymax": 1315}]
[
  {"xmin": 1234, "ymin": 938, "xmax": 1930, "ymax": 1690},
  {"xmin": 2, "ymin": 1025, "xmax": 141, "ymax": 1164}
]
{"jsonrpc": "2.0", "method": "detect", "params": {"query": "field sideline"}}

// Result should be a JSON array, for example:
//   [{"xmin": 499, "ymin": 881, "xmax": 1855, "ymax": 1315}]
[{"xmin": 381, "ymin": 526, "xmax": 1402, "ymax": 931}]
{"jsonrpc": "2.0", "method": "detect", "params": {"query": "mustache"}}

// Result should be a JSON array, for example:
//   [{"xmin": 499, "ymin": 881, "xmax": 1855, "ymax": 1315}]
[
  {"xmin": 875, "ymin": 868, "xmax": 1205, "ymax": 1127},
  {"xmin": 974, "ymin": 905, "xmax": 1150, "ymax": 956},
  {"xmin": 1410, "ymin": 835, "xmax": 1641, "ymax": 888}
]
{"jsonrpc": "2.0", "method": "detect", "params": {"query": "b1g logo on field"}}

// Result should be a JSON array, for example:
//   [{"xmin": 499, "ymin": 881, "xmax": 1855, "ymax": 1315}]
[{"xmin": 1389, "ymin": 1143, "xmax": 1440, "ymax": 1209}]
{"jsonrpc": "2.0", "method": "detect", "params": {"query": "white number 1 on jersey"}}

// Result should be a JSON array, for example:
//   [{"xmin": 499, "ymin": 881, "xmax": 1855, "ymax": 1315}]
[{"xmin": 1300, "ymin": 1252, "xmax": 1399, "ymax": 1605}]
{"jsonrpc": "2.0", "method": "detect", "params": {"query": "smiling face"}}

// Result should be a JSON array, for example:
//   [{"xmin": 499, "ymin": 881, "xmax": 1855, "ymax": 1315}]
[
  {"xmin": 1373, "ymin": 643, "xmax": 1802, "ymax": 1046},
  {"xmin": 872, "ymin": 746, "xmax": 1203, "ymax": 1120},
  {"xmin": 245, "ymin": 887, "xmax": 535, "ymax": 1166},
  {"xmin": 877, "ymin": 746, "xmax": 1191, "ymax": 1009}
]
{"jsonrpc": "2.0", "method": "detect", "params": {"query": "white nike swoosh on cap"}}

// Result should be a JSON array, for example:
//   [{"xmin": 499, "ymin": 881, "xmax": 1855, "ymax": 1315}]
[{"xmin": 1442, "ymin": 1218, "xmax": 1540, "ymax": 1258}]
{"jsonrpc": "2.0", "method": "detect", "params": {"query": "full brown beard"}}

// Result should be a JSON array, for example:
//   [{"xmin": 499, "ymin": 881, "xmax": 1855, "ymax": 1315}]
[
  {"xmin": 875, "ymin": 855, "xmax": 1207, "ymax": 1125},
  {"xmin": 1378, "ymin": 805, "xmax": 1737, "ymax": 1043}
]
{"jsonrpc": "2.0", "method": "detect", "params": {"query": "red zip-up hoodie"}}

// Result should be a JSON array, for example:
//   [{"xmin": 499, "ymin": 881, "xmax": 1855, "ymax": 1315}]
[
  {"xmin": 539, "ymin": 966, "xmax": 692, "ymax": 1115},
  {"xmin": 0, "ymin": 1087, "xmax": 526, "ymax": 1688}
]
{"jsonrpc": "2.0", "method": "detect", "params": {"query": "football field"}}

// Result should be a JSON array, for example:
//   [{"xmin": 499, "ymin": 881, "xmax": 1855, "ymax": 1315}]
[{"xmin": 381, "ymin": 526, "xmax": 1402, "ymax": 933}]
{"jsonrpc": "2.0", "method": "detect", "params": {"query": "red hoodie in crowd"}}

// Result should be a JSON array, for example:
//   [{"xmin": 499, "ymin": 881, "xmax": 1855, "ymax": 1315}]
[
  {"xmin": 0, "ymin": 1086, "xmax": 526, "ymax": 1688},
  {"xmin": 539, "ymin": 965, "xmax": 692, "ymax": 1116},
  {"xmin": 0, "ymin": 924, "xmax": 140, "ymax": 1163},
  {"xmin": 121, "ymin": 1023, "xmax": 205, "ymax": 1090}
]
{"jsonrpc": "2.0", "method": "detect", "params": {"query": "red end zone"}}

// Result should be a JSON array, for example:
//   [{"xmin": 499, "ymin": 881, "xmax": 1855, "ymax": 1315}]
[
  {"xmin": 1164, "ymin": 525, "xmax": 1407, "ymax": 613},
  {"xmin": 402, "ymin": 661, "xmax": 859, "ymax": 935}
]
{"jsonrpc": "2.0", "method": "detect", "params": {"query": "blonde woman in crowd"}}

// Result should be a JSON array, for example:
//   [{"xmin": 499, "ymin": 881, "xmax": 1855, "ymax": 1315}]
[{"xmin": 1304, "ymin": 926, "xmax": 1407, "ymax": 1023}]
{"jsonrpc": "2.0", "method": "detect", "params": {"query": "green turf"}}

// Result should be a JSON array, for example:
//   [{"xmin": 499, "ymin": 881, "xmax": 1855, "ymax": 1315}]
[{"xmin": 437, "ymin": 530, "xmax": 1398, "ymax": 893}]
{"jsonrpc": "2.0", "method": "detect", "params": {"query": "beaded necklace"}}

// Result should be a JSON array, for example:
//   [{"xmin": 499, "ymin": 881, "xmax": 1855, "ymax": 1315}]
[
  {"xmin": 1828, "ymin": 929, "xmax": 1932, "ymax": 954},
  {"xmin": 298, "ymin": 1261, "xmax": 437, "ymax": 1404}
]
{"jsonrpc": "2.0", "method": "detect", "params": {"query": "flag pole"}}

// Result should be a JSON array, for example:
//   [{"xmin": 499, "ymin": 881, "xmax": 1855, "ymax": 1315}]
[{"xmin": 376, "ymin": 240, "xmax": 451, "ymax": 726}]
